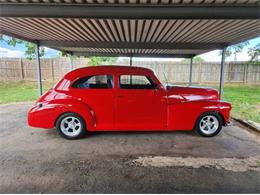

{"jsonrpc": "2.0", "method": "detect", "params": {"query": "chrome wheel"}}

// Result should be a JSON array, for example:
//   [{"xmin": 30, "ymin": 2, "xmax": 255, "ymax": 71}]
[
  {"xmin": 199, "ymin": 115, "xmax": 219, "ymax": 135},
  {"xmin": 60, "ymin": 116, "xmax": 82, "ymax": 137}
]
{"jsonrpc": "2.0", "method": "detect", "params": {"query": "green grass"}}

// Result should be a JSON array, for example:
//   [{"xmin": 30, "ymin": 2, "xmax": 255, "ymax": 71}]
[
  {"xmin": 0, "ymin": 81, "xmax": 259, "ymax": 123},
  {"xmin": 0, "ymin": 81, "xmax": 53, "ymax": 104},
  {"xmin": 198, "ymin": 84, "xmax": 260, "ymax": 123},
  {"xmin": 222, "ymin": 85, "xmax": 260, "ymax": 123}
]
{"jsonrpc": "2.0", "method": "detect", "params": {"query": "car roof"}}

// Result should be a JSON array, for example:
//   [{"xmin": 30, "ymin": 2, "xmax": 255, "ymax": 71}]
[{"xmin": 64, "ymin": 65, "xmax": 154, "ymax": 80}]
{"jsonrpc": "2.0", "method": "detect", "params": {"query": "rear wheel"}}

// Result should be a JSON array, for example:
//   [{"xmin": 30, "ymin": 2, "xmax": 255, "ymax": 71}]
[
  {"xmin": 195, "ymin": 112, "xmax": 223, "ymax": 137},
  {"xmin": 56, "ymin": 113, "xmax": 86, "ymax": 139}
]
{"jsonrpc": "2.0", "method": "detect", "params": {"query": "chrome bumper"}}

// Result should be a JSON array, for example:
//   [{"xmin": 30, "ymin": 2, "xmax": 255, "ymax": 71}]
[{"xmin": 226, "ymin": 121, "xmax": 233, "ymax": 126}]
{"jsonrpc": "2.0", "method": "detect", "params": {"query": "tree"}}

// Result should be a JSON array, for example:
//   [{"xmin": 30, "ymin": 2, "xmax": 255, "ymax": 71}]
[
  {"xmin": 88, "ymin": 56, "xmax": 118, "ymax": 66},
  {"xmin": 248, "ymin": 43, "xmax": 260, "ymax": 64},
  {"xmin": 181, "ymin": 56, "xmax": 204, "ymax": 63},
  {"xmin": 1, "ymin": 35, "xmax": 118, "ymax": 64},
  {"xmin": 219, "ymin": 41, "xmax": 249, "ymax": 61},
  {"xmin": 0, "ymin": 34, "xmax": 45, "ymax": 59}
]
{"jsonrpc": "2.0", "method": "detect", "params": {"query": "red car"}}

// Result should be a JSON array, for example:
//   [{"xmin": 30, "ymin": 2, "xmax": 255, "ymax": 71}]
[{"xmin": 28, "ymin": 66, "xmax": 232, "ymax": 139}]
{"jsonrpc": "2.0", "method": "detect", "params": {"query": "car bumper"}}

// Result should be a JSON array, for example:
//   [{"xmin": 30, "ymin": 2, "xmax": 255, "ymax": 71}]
[
  {"xmin": 28, "ymin": 103, "xmax": 62, "ymax": 129},
  {"xmin": 225, "ymin": 121, "xmax": 233, "ymax": 126}
]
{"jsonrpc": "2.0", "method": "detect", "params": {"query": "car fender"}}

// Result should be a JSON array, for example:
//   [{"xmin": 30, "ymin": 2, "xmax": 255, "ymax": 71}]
[
  {"xmin": 167, "ymin": 100, "xmax": 231, "ymax": 130},
  {"xmin": 50, "ymin": 99, "xmax": 96, "ymax": 130}
]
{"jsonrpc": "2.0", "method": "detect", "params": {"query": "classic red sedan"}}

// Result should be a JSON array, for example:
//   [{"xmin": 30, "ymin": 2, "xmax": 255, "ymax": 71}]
[{"xmin": 28, "ymin": 66, "xmax": 232, "ymax": 139}]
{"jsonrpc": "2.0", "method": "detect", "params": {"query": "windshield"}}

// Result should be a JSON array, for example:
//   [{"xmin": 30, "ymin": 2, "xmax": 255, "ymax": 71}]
[{"xmin": 152, "ymin": 70, "xmax": 168, "ymax": 89}]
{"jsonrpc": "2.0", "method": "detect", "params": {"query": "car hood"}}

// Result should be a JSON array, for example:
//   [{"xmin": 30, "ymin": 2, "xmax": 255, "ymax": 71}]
[{"xmin": 166, "ymin": 85, "xmax": 219, "ymax": 102}]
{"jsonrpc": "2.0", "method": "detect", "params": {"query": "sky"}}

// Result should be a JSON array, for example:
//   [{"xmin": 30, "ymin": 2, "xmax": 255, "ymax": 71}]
[{"xmin": 0, "ymin": 36, "xmax": 259, "ymax": 62}]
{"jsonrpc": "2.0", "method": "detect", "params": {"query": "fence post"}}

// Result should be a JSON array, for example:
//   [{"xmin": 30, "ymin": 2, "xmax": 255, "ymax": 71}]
[
  {"xmin": 51, "ymin": 58, "xmax": 55, "ymax": 82},
  {"xmin": 243, "ymin": 64, "xmax": 248, "ymax": 83},
  {"xmin": 227, "ymin": 62, "xmax": 231, "ymax": 82},
  {"xmin": 189, "ymin": 57, "xmax": 193, "ymax": 86},
  {"xmin": 20, "ymin": 58, "xmax": 24, "ymax": 80},
  {"xmin": 198, "ymin": 61, "xmax": 202, "ymax": 83},
  {"xmin": 69, "ymin": 54, "xmax": 74, "ymax": 70}
]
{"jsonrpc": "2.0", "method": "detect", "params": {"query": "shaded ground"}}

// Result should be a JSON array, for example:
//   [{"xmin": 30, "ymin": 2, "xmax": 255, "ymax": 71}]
[{"xmin": 0, "ymin": 102, "xmax": 259, "ymax": 193}]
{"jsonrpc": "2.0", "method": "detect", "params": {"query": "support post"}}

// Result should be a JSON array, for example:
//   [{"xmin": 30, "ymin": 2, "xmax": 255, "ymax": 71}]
[
  {"xmin": 35, "ymin": 42, "xmax": 42, "ymax": 96},
  {"xmin": 189, "ymin": 57, "xmax": 193, "ymax": 86},
  {"xmin": 219, "ymin": 47, "xmax": 226, "ymax": 100},
  {"xmin": 130, "ymin": 56, "xmax": 132, "ymax": 66},
  {"xmin": 130, "ymin": 55, "xmax": 133, "ymax": 84},
  {"xmin": 69, "ymin": 54, "xmax": 74, "ymax": 70}
]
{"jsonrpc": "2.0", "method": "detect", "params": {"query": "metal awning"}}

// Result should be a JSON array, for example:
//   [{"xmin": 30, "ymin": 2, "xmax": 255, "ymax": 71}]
[
  {"xmin": 0, "ymin": 1, "xmax": 259, "ymax": 58},
  {"xmin": 0, "ymin": 1, "xmax": 259, "ymax": 98}
]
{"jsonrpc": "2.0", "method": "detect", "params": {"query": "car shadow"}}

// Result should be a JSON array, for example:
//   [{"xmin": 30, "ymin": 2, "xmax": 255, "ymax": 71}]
[
  {"xmin": 86, "ymin": 130, "xmax": 197, "ymax": 138},
  {"xmin": 42, "ymin": 127, "xmax": 198, "ymax": 139}
]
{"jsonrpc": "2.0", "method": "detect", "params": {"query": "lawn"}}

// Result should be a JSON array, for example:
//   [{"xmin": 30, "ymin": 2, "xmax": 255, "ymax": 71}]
[
  {"xmin": 0, "ymin": 81, "xmax": 259, "ymax": 123},
  {"xmin": 222, "ymin": 85, "xmax": 260, "ymax": 123},
  {"xmin": 0, "ymin": 81, "xmax": 53, "ymax": 104}
]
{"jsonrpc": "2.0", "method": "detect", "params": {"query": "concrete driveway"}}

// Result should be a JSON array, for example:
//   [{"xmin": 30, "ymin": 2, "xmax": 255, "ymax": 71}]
[{"xmin": 0, "ymin": 102, "xmax": 259, "ymax": 193}]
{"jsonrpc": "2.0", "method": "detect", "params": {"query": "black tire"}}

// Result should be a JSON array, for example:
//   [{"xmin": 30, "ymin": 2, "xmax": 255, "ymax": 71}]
[
  {"xmin": 56, "ymin": 112, "xmax": 86, "ymax": 139},
  {"xmin": 195, "ymin": 112, "xmax": 223, "ymax": 137}
]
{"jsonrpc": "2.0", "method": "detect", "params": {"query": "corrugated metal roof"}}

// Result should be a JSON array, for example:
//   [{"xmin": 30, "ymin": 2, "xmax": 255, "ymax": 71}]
[
  {"xmin": 0, "ymin": 0, "xmax": 258, "ymax": 4},
  {"xmin": 0, "ymin": 3, "xmax": 259, "ymax": 57},
  {"xmin": 56, "ymin": 47, "xmax": 209, "ymax": 56}
]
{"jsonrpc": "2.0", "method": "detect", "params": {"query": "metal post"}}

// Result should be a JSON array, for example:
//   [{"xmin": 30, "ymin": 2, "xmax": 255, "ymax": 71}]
[
  {"xmin": 130, "ymin": 56, "xmax": 132, "ymax": 66},
  {"xmin": 219, "ymin": 47, "xmax": 226, "ymax": 100},
  {"xmin": 69, "ymin": 54, "xmax": 74, "ymax": 70},
  {"xmin": 130, "ymin": 56, "xmax": 132, "ymax": 84},
  {"xmin": 35, "ymin": 42, "xmax": 42, "ymax": 96},
  {"xmin": 189, "ymin": 57, "xmax": 193, "ymax": 86}
]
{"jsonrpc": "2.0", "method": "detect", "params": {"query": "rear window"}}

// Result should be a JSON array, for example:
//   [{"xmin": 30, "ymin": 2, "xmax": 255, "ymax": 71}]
[{"xmin": 72, "ymin": 75, "xmax": 114, "ymax": 89}]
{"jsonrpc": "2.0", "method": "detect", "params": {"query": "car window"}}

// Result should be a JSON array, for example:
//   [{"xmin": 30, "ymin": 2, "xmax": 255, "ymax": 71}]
[
  {"xmin": 119, "ymin": 75, "xmax": 157, "ymax": 89},
  {"xmin": 72, "ymin": 75, "xmax": 114, "ymax": 89}
]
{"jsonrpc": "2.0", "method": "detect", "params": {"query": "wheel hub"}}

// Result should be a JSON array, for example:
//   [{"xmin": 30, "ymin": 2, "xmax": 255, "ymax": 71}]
[
  {"xmin": 199, "ymin": 115, "xmax": 219, "ymax": 135},
  {"xmin": 60, "ymin": 116, "xmax": 82, "ymax": 137}
]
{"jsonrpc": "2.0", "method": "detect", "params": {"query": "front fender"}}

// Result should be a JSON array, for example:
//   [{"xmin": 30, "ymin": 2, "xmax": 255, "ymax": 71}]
[{"xmin": 167, "ymin": 100, "xmax": 231, "ymax": 130}]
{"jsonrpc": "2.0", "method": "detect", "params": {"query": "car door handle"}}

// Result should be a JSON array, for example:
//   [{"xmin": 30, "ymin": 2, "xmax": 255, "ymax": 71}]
[{"xmin": 117, "ymin": 95, "xmax": 124, "ymax": 98}]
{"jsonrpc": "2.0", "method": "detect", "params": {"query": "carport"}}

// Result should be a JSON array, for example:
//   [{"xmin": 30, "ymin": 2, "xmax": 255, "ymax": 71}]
[{"xmin": 0, "ymin": 1, "xmax": 259, "ymax": 98}]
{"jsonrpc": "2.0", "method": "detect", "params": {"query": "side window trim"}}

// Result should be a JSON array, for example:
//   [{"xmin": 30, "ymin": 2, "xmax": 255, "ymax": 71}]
[
  {"xmin": 72, "ymin": 74, "xmax": 114, "ymax": 89},
  {"xmin": 119, "ymin": 74, "xmax": 157, "ymax": 90}
]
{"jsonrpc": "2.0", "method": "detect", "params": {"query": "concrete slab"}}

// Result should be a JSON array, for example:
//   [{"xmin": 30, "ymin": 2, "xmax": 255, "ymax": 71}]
[{"xmin": 0, "ymin": 102, "xmax": 259, "ymax": 193}]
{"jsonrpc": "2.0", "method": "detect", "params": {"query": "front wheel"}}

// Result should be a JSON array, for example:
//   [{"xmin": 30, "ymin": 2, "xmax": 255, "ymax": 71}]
[
  {"xmin": 195, "ymin": 112, "xmax": 223, "ymax": 137},
  {"xmin": 56, "ymin": 113, "xmax": 86, "ymax": 139}
]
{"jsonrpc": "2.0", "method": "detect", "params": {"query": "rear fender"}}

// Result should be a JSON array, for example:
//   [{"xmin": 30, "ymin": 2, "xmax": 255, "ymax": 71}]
[{"xmin": 50, "ymin": 99, "xmax": 96, "ymax": 130}]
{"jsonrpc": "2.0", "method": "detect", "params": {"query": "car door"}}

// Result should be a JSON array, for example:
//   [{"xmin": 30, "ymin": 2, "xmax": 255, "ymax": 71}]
[
  {"xmin": 71, "ymin": 74, "xmax": 115, "ymax": 130},
  {"xmin": 115, "ymin": 74, "xmax": 167, "ymax": 130}
]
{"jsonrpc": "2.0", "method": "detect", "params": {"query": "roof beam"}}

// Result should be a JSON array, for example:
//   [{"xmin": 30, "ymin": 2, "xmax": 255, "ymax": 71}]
[
  {"xmin": 0, "ymin": 29, "xmax": 37, "ymax": 44},
  {"xmin": 40, "ymin": 40, "xmax": 226, "ymax": 50},
  {"xmin": 1, "ymin": 4, "xmax": 259, "ymax": 19},
  {"xmin": 72, "ymin": 52, "xmax": 196, "ymax": 58}
]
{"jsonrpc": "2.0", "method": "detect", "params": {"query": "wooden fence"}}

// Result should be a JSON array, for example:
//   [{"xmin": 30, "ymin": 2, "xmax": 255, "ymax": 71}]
[{"xmin": 0, "ymin": 57, "xmax": 259, "ymax": 84}]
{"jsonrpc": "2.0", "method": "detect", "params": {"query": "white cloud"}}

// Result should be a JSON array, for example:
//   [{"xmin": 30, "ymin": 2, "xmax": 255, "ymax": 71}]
[
  {"xmin": 120, "ymin": 47, "xmax": 252, "ymax": 62},
  {"xmin": 199, "ymin": 48, "xmax": 251, "ymax": 62},
  {"xmin": 199, "ymin": 50, "xmax": 221, "ymax": 62},
  {"xmin": 227, "ymin": 48, "xmax": 251, "ymax": 61},
  {"xmin": 0, "ymin": 47, "xmax": 24, "ymax": 58},
  {"xmin": 0, "ymin": 45, "xmax": 253, "ymax": 61}
]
